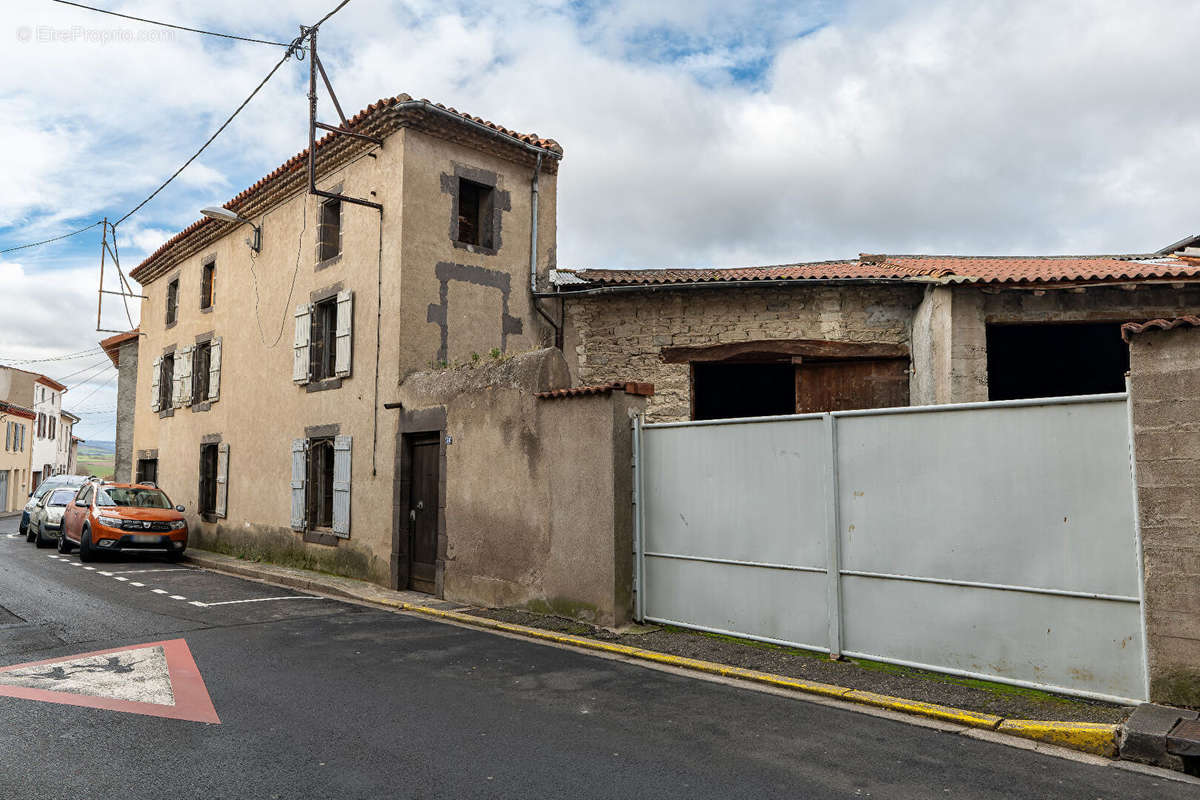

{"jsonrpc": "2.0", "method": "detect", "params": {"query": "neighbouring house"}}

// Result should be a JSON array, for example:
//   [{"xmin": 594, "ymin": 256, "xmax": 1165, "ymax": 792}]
[
  {"xmin": 0, "ymin": 401, "xmax": 34, "ymax": 514},
  {"xmin": 552, "ymin": 244, "xmax": 1200, "ymax": 421},
  {"xmin": 100, "ymin": 330, "xmax": 139, "ymax": 482},
  {"xmin": 57, "ymin": 410, "xmax": 78, "ymax": 475},
  {"xmin": 0, "ymin": 366, "xmax": 74, "ymax": 487},
  {"xmin": 68, "ymin": 435, "xmax": 81, "ymax": 476},
  {"xmin": 128, "ymin": 94, "xmax": 564, "ymax": 594}
]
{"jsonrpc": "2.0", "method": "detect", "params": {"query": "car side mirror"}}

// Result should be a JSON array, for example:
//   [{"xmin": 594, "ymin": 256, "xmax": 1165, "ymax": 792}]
[
  {"xmin": 75, "ymin": 500, "xmax": 87, "ymax": 507},
  {"xmin": 175, "ymin": 505, "xmax": 185, "ymax": 513}
]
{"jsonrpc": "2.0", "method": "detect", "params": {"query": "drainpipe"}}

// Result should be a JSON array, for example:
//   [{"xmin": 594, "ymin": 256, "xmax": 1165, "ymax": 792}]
[{"xmin": 529, "ymin": 152, "xmax": 563, "ymax": 348}]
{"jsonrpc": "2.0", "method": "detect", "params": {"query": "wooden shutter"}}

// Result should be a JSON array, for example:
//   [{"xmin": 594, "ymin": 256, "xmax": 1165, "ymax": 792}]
[
  {"xmin": 208, "ymin": 338, "xmax": 222, "ymax": 402},
  {"xmin": 175, "ymin": 346, "xmax": 192, "ymax": 408},
  {"xmin": 215, "ymin": 442, "xmax": 229, "ymax": 519},
  {"xmin": 150, "ymin": 356, "xmax": 162, "ymax": 412},
  {"xmin": 335, "ymin": 290, "xmax": 353, "ymax": 378},
  {"xmin": 332, "ymin": 434, "xmax": 351, "ymax": 537},
  {"xmin": 293, "ymin": 305, "xmax": 312, "ymax": 384},
  {"xmin": 290, "ymin": 439, "xmax": 307, "ymax": 530}
]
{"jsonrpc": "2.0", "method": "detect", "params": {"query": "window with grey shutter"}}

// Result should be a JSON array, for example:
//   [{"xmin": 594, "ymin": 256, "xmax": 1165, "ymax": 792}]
[
  {"xmin": 175, "ymin": 345, "xmax": 193, "ymax": 408},
  {"xmin": 208, "ymin": 337, "xmax": 222, "ymax": 402},
  {"xmin": 215, "ymin": 442, "xmax": 229, "ymax": 518},
  {"xmin": 290, "ymin": 439, "xmax": 307, "ymax": 530},
  {"xmin": 334, "ymin": 290, "xmax": 353, "ymax": 378},
  {"xmin": 332, "ymin": 435, "xmax": 351, "ymax": 537},
  {"xmin": 293, "ymin": 305, "xmax": 312, "ymax": 384}
]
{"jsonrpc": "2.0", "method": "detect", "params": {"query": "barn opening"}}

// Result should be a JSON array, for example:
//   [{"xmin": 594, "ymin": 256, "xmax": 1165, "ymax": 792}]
[{"xmin": 986, "ymin": 322, "xmax": 1129, "ymax": 401}]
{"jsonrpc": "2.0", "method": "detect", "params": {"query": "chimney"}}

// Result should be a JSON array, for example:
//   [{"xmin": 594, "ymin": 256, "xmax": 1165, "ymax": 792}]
[{"xmin": 860, "ymin": 253, "xmax": 886, "ymax": 265}]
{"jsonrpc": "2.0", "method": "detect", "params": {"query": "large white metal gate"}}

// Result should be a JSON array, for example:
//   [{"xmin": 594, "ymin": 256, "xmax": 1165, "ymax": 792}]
[{"xmin": 633, "ymin": 393, "xmax": 1148, "ymax": 703}]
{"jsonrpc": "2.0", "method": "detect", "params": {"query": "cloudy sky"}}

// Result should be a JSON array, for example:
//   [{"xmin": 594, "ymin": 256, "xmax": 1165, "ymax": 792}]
[{"xmin": 2, "ymin": 0, "xmax": 1199, "ymax": 439}]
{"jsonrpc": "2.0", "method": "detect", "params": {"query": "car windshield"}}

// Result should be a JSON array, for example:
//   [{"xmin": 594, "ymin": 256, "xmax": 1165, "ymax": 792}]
[
  {"xmin": 48, "ymin": 489, "xmax": 76, "ymax": 506},
  {"xmin": 32, "ymin": 482, "xmax": 59, "ymax": 499},
  {"xmin": 96, "ymin": 487, "xmax": 172, "ymax": 509}
]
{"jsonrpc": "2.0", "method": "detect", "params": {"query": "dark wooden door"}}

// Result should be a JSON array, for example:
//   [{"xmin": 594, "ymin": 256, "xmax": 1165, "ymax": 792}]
[
  {"xmin": 407, "ymin": 434, "xmax": 440, "ymax": 594},
  {"xmin": 795, "ymin": 358, "xmax": 910, "ymax": 413}
]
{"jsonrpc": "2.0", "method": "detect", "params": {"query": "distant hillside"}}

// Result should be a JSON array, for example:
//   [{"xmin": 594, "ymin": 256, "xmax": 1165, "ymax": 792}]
[
  {"xmin": 77, "ymin": 441, "xmax": 115, "ymax": 457},
  {"xmin": 75, "ymin": 441, "xmax": 115, "ymax": 479}
]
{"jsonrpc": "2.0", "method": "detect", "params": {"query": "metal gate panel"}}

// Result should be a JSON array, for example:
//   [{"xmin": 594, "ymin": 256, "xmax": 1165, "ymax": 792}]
[
  {"xmin": 640, "ymin": 416, "xmax": 831, "ymax": 650},
  {"xmin": 835, "ymin": 399, "xmax": 1139, "ymax": 595},
  {"xmin": 635, "ymin": 394, "xmax": 1149, "ymax": 703},
  {"xmin": 839, "ymin": 576, "xmax": 1144, "ymax": 702}
]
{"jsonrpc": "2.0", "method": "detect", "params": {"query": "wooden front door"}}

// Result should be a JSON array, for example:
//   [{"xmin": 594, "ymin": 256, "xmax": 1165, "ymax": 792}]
[
  {"xmin": 795, "ymin": 358, "xmax": 910, "ymax": 413},
  {"xmin": 406, "ymin": 434, "xmax": 440, "ymax": 594}
]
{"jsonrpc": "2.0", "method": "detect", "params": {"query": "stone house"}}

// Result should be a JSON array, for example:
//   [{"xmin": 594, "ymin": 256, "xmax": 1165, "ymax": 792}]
[
  {"xmin": 100, "ymin": 330, "xmax": 139, "ymax": 483},
  {"xmin": 128, "ymin": 95, "xmax": 564, "ymax": 591},
  {"xmin": 552, "ymin": 248, "xmax": 1200, "ymax": 421}
]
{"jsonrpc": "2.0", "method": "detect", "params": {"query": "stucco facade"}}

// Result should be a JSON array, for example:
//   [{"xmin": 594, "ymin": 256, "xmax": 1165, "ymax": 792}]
[
  {"xmin": 130, "ymin": 101, "xmax": 560, "ymax": 587},
  {"xmin": 0, "ymin": 403, "xmax": 33, "ymax": 514}
]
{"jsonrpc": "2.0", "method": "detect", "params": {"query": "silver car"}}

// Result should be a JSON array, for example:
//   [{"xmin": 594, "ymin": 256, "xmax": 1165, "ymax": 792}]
[
  {"xmin": 19, "ymin": 475, "xmax": 89, "ymax": 535},
  {"xmin": 27, "ymin": 486, "xmax": 83, "ymax": 548}
]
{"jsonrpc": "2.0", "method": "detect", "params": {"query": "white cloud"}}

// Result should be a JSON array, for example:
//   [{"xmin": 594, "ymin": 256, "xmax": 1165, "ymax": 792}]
[{"xmin": 3, "ymin": 0, "xmax": 1200, "ymax": 438}]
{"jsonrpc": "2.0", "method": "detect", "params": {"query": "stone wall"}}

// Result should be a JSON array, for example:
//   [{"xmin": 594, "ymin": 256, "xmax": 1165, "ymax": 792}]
[
  {"xmin": 562, "ymin": 285, "xmax": 923, "ymax": 422},
  {"xmin": 1128, "ymin": 323, "xmax": 1200, "ymax": 706},
  {"xmin": 113, "ymin": 339, "xmax": 138, "ymax": 482}
]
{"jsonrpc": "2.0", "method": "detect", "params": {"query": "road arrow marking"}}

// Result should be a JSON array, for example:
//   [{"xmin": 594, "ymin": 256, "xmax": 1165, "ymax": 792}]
[{"xmin": 0, "ymin": 639, "xmax": 219, "ymax": 723}]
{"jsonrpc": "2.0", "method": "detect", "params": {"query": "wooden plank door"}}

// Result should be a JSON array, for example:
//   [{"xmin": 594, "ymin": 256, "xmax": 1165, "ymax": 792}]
[
  {"xmin": 407, "ymin": 434, "xmax": 440, "ymax": 594},
  {"xmin": 795, "ymin": 358, "xmax": 910, "ymax": 413}
]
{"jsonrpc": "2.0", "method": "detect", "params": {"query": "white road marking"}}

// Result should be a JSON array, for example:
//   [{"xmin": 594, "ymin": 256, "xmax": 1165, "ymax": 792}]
[
  {"xmin": 151, "ymin": 589, "xmax": 168, "ymax": 594},
  {"xmin": 105, "ymin": 568, "xmax": 192, "ymax": 575},
  {"xmin": 83, "ymin": 567, "xmax": 96, "ymax": 571},
  {"xmin": 0, "ymin": 644, "xmax": 175, "ymax": 705},
  {"xmin": 113, "ymin": 577, "xmax": 128, "ymax": 582},
  {"xmin": 169, "ymin": 595, "xmax": 186, "ymax": 600},
  {"xmin": 195, "ymin": 596, "xmax": 324, "ymax": 607},
  {"xmin": 98, "ymin": 571, "xmax": 113, "ymax": 576},
  {"xmin": 47, "ymin": 555, "xmax": 59, "ymax": 559},
  {"xmin": 130, "ymin": 582, "xmax": 145, "ymax": 587},
  {"xmin": 188, "ymin": 601, "xmax": 206, "ymax": 607}
]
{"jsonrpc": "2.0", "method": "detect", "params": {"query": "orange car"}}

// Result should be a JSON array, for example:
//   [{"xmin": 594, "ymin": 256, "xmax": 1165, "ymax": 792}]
[{"xmin": 59, "ymin": 482, "xmax": 188, "ymax": 563}]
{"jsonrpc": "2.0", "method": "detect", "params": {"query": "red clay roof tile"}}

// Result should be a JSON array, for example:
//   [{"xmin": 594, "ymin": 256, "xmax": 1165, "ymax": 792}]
[
  {"xmin": 1121, "ymin": 315, "xmax": 1200, "ymax": 342},
  {"xmin": 562, "ymin": 255, "xmax": 1200, "ymax": 288},
  {"xmin": 536, "ymin": 381, "xmax": 654, "ymax": 400}
]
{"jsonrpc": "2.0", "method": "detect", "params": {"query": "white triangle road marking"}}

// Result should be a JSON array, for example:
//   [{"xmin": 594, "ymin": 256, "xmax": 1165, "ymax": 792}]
[{"xmin": 0, "ymin": 645, "xmax": 174, "ymax": 705}]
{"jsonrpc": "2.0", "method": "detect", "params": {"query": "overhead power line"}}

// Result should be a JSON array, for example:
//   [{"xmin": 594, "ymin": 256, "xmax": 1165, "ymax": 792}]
[
  {"xmin": 50, "ymin": 1, "xmax": 296, "ymax": 47},
  {"xmin": 69, "ymin": 372, "xmax": 118, "ymax": 407},
  {"xmin": 1, "ymin": 347, "xmax": 105, "ymax": 365},
  {"xmin": 0, "ymin": 220, "xmax": 102, "ymax": 255}
]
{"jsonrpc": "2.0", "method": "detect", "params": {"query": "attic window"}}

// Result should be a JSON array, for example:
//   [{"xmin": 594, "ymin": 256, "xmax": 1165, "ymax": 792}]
[
  {"xmin": 318, "ymin": 197, "xmax": 341, "ymax": 263},
  {"xmin": 456, "ymin": 178, "xmax": 494, "ymax": 249}
]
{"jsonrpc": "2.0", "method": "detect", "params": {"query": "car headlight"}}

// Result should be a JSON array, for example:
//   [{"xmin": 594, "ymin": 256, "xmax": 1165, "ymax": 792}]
[
  {"xmin": 97, "ymin": 515, "xmax": 122, "ymax": 528},
  {"xmin": 170, "ymin": 520, "xmax": 187, "ymax": 530}
]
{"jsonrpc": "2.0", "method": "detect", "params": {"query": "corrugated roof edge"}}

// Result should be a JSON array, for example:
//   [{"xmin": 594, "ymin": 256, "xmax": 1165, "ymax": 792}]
[
  {"xmin": 535, "ymin": 381, "xmax": 654, "ymax": 400},
  {"xmin": 1121, "ymin": 315, "xmax": 1200, "ymax": 342}
]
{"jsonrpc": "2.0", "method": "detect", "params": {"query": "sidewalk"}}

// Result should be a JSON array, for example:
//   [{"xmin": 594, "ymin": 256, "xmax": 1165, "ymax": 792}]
[{"xmin": 185, "ymin": 548, "xmax": 1130, "ymax": 757}]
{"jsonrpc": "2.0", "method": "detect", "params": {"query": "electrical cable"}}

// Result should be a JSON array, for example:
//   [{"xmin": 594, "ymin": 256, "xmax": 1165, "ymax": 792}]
[
  {"xmin": 69, "ymin": 372, "xmax": 118, "ymax": 408},
  {"xmin": 0, "ymin": 221, "xmax": 103, "ymax": 254},
  {"xmin": 115, "ymin": 37, "xmax": 305, "ymax": 226},
  {"xmin": 51, "ymin": 358, "xmax": 114, "ymax": 387},
  {"xmin": 1, "ymin": 347, "xmax": 105, "ymax": 364},
  {"xmin": 50, "ymin": 1, "xmax": 296, "ymax": 47}
]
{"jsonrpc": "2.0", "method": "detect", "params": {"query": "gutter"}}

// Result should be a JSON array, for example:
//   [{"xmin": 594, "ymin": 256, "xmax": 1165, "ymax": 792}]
[
  {"xmin": 537, "ymin": 276, "xmax": 952, "ymax": 298},
  {"xmin": 528, "ymin": 152, "xmax": 563, "ymax": 347}
]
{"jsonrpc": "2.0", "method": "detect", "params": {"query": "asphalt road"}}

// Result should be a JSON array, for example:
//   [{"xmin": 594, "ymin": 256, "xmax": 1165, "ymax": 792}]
[{"xmin": 0, "ymin": 514, "xmax": 1191, "ymax": 799}]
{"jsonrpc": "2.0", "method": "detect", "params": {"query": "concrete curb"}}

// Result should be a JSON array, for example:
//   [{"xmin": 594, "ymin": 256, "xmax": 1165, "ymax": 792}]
[{"xmin": 185, "ymin": 550, "xmax": 1119, "ymax": 758}]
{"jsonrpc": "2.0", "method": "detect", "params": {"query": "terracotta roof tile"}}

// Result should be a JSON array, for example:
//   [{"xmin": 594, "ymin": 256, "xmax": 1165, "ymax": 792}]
[
  {"xmin": 0, "ymin": 401, "xmax": 35, "ymax": 420},
  {"xmin": 560, "ymin": 255, "xmax": 1200, "ymax": 289},
  {"xmin": 99, "ymin": 330, "xmax": 139, "ymax": 368},
  {"xmin": 1121, "ymin": 315, "xmax": 1200, "ymax": 342},
  {"xmin": 536, "ymin": 381, "xmax": 654, "ymax": 400}
]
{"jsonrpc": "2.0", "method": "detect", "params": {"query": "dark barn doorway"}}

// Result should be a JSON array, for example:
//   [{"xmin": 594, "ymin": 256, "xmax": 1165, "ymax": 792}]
[{"xmin": 986, "ymin": 322, "xmax": 1129, "ymax": 401}]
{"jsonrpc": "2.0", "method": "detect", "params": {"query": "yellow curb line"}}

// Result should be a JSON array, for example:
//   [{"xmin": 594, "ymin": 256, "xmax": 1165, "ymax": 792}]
[{"xmin": 384, "ymin": 600, "xmax": 1118, "ymax": 758}]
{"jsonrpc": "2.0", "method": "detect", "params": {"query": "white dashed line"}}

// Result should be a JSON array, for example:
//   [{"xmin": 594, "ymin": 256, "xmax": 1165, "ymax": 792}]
[
  {"xmin": 113, "ymin": 577, "xmax": 128, "ymax": 582},
  {"xmin": 98, "ymin": 571, "xmax": 113, "ymax": 576},
  {"xmin": 151, "ymin": 589, "xmax": 168, "ymax": 594},
  {"xmin": 198, "ymin": 596, "xmax": 324, "ymax": 607},
  {"xmin": 83, "ymin": 566, "xmax": 96, "ymax": 571},
  {"xmin": 189, "ymin": 601, "xmax": 207, "ymax": 607},
  {"xmin": 169, "ymin": 595, "xmax": 186, "ymax": 601},
  {"xmin": 130, "ymin": 582, "xmax": 145, "ymax": 587},
  {"xmin": 106, "ymin": 568, "xmax": 192, "ymax": 575}
]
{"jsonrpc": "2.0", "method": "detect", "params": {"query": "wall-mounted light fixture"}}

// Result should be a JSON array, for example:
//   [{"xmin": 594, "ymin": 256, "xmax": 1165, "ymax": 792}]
[{"xmin": 200, "ymin": 206, "xmax": 261, "ymax": 253}]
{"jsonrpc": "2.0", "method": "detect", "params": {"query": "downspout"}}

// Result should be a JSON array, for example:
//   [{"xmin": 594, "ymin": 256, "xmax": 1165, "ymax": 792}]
[{"xmin": 529, "ymin": 152, "xmax": 563, "ymax": 348}]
